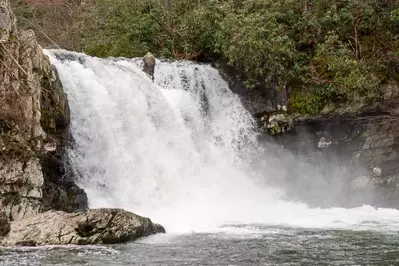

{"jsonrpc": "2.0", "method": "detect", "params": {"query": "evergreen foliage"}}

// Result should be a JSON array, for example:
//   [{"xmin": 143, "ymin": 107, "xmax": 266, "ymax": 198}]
[{"xmin": 13, "ymin": 0, "xmax": 399, "ymax": 114}]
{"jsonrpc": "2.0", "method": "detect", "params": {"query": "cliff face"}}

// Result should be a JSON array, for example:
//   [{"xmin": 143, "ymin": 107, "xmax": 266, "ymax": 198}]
[
  {"xmin": 0, "ymin": 0, "xmax": 87, "ymax": 221},
  {"xmin": 259, "ymin": 112, "xmax": 399, "ymax": 208}
]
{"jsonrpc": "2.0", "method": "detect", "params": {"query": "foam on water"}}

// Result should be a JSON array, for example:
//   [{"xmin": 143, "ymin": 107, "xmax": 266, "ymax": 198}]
[{"xmin": 45, "ymin": 50, "xmax": 399, "ymax": 234}]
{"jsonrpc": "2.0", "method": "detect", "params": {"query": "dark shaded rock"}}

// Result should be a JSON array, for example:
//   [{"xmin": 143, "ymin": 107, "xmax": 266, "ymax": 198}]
[
  {"xmin": 0, "ymin": 217, "xmax": 10, "ymax": 237},
  {"xmin": 43, "ymin": 181, "xmax": 88, "ymax": 212},
  {"xmin": 1, "ymin": 209, "xmax": 165, "ymax": 246},
  {"xmin": 154, "ymin": 223, "xmax": 166, "ymax": 234},
  {"xmin": 213, "ymin": 60, "xmax": 288, "ymax": 115}
]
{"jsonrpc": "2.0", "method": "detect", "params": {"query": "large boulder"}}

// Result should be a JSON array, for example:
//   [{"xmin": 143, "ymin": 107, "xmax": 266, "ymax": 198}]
[{"xmin": 0, "ymin": 208, "xmax": 165, "ymax": 246}]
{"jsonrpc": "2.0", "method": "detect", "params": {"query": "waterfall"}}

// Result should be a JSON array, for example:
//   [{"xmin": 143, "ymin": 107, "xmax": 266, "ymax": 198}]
[{"xmin": 46, "ymin": 50, "xmax": 399, "ymax": 233}]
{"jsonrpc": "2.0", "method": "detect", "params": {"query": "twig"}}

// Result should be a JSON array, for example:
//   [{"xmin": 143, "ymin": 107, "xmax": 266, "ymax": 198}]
[{"xmin": 0, "ymin": 43, "xmax": 28, "ymax": 77}]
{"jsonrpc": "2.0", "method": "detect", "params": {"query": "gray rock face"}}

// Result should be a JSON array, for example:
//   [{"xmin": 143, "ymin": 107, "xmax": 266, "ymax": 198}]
[
  {"xmin": 262, "ymin": 111, "xmax": 399, "ymax": 208},
  {"xmin": 0, "ymin": 159, "xmax": 43, "ymax": 221},
  {"xmin": 0, "ymin": 0, "xmax": 87, "ymax": 221},
  {"xmin": 0, "ymin": 209, "xmax": 165, "ymax": 246},
  {"xmin": 0, "ymin": 0, "xmax": 16, "ymax": 41}
]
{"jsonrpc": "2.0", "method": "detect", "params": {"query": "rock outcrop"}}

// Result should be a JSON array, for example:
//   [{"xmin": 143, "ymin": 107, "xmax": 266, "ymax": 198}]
[
  {"xmin": 0, "ymin": 209, "xmax": 165, "ymax": 246},
  {"xmin": 261, "ymin": 110, "xmax": 399, "ymax": 208},
  {"xmin": 0, "ymin": 1, "xmax": 165, "ymax": 247},
  {"xmin": 0, "ymin": 0, "xmax": 87, "ymax": 221}
]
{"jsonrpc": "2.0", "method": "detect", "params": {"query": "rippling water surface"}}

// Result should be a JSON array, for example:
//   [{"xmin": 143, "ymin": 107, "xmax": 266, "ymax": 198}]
[{"xmin": 2, "ymin": 225, "xmax": 399, "ymax": 265}]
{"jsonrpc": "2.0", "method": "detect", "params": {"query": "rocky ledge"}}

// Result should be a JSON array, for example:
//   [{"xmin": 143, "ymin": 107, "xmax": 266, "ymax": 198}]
[{"xmin": 0, "ymin": 209, "xmax": 165, "ymax": 246}]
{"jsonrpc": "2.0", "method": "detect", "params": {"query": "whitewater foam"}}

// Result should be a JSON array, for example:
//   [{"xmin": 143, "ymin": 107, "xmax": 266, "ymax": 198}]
[{"xmin": 45, "ymin": 50, "xmax": 399, "ymax": 234}]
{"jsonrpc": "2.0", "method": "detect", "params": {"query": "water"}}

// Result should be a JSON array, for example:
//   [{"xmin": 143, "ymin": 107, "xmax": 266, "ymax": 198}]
[
  {"xmin": 5, "ymin": 50, "xmax": 399, "ymax": 265},
  {"xmin": 2, "ymin": 229, "xmax": 399, "ymax": 265}
]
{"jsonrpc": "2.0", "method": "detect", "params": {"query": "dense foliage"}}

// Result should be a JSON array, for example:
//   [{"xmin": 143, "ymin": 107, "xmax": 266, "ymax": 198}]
[{"xmin": 13, "ymin": 0, "xmax": 399, "ymax": 114}]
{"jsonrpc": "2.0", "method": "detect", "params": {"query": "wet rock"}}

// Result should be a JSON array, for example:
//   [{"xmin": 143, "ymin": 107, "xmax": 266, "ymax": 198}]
[
  {"xmin": 1, "ymin": 209, "xmax": 165, "ymax": 246},
  {"xmin": 155, "ymin": 223, "xmax": 166, "ymax": 234},
  {"xmin": 143, "ymin": 52, "xmax": 156, "ymax": 80}
]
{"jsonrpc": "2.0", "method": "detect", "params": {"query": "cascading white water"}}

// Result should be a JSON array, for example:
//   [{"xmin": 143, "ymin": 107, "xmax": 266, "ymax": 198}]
[{"xmin": 46, "ymin": 50, "xmax": 399, "ymax": 233}]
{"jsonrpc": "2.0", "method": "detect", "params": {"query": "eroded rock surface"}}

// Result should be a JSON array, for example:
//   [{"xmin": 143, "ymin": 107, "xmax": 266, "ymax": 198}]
[
  {"xmin": 0, "ymin": 208, "xmax": 165, "ymax": 246},
  {"xmin": 0, "ymin": 0, "xmax": 87, "ymax": 220}
]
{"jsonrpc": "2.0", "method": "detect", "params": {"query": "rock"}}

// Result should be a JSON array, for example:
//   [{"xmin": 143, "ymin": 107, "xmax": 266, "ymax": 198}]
[
  {"xmin": 263, "ymin": 111, "xmax": 399, "ymax": 208},
  {"xmin": 143, "ymin": 52, "xmax": 156, "ymax": 80},
  {"xmin": 0, "ymin": 217, "xmax": 10, "ymax": 237},
  {"xmin": 0, "ymin": 209, "xmax": 164, "ymax": 246},
  {"xmin": 213, "ymin": 60, "xmax": 288, "ymax": 115},
  {"xmin": 154, "ymin": 223, "xmax": 166, "ymax": 234},
  {"xmin": 42, "ymin": 181, "xmax": 88, "ymax": 212},
  {"xmin": 0, "ymin": 0, "xmax": 88, "ymax": 221},
  {"xmin": 0, "ymin": 159, "xmax": 44, "ymax": 221},
  {"xmin": 380, "ymin": 80, "xmax": 399, "ymax": 101},
  {"xmin": 0, "ymin": 0, "xmax": 16, "ymax": 41}
]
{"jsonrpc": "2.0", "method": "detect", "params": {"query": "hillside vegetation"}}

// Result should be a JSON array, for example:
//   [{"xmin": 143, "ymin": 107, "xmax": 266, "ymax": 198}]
[{"xmin": 12, "ymin": 0, "xmax": 399, "ymax": 114}]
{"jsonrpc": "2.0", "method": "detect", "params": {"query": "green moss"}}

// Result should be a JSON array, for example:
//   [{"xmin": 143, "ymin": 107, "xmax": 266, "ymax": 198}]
[
  {"xmin": 290, "ymin": 91, "xmax": 327, "ymax": 115},
  {"xmin": 269, "ymin": 123, "xmax": 282, "ymax": 135},
  {"xmin": 8, "ymin": 32, "xmax": 16, "ymax": 41}
]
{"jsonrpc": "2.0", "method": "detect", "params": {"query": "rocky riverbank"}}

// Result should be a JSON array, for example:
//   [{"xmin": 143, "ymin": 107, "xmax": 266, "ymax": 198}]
[{"xmin": 0, "ymin": 0, "xmax": 164, "ymax": 245}]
